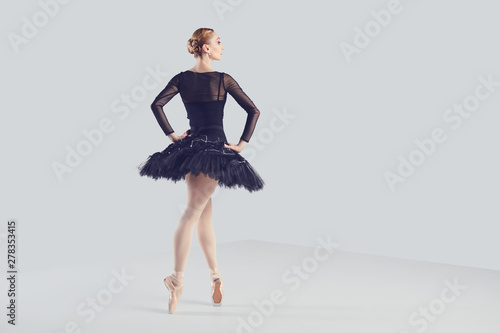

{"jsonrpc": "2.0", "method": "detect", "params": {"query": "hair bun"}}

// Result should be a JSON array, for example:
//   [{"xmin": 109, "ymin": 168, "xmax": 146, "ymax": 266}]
[
  {"xmin": 187, "ymin": 28, "xmax": 214, "ymax": 57},
  {"xmin": 187, "ymin": 38, "xmax": 200, "ymax": 55}
]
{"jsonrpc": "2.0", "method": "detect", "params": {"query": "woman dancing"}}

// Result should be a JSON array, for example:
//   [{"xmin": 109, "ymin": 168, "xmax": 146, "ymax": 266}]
[{"xmin": 137, "ymin": 27, "xmax": 265, "ymax": 314}]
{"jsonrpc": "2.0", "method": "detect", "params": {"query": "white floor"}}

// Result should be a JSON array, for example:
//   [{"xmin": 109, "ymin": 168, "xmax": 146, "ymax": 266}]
[{"xmin": 1, "ymin": 240, "xmax": 499, "ymax": 333}]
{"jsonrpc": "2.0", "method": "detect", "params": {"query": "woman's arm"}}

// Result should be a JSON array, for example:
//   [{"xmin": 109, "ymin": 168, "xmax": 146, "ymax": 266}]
[
  {"xmin": 223, "ymin": 73, "xmax": 261, "ymax": 143},
  {"xmin": 151, "ymin": 73, "xmax": 181, "ymax": 137}
]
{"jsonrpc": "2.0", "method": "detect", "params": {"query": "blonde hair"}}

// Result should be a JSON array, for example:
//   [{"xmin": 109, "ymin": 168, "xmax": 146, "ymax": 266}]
[{"xmin": 187, "ymin": 28, "xmax": 215, "ymax": 58}]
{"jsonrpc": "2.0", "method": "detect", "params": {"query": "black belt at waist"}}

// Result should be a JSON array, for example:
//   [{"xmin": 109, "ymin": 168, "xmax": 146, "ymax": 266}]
[{"xmin": 190, "ymin": 124, "xmax": 224, "ymax": 131}]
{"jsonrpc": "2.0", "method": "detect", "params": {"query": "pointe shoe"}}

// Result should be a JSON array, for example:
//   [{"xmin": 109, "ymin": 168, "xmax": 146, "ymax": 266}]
[
  {"xmin": 164, "ymin": 276, "xmax": 184, "ymax": 314},
  {"xmin": 211, "ymin": 272, "xmax": 224, "ymax": 306}
]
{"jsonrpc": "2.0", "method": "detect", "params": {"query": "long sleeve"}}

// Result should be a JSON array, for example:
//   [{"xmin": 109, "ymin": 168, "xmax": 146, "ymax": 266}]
[
  {"xmin": 151, "ymin": 73, "xmax": 181, "ymax": 136},
  {"xmin": 223, "ymin": 73, "xmax": 260, "ymax": 143}
]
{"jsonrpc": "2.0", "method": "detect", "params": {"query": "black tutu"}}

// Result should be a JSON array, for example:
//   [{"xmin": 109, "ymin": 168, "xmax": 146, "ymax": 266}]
[{"xmin": 137, "ymin": 126, "xmax": 265, "ymax": 193}]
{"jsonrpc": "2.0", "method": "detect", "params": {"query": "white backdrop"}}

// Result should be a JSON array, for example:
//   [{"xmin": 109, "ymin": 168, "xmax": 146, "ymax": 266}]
[{"xmin": 1, "ymin": 0, "xmax": 499, "ymax": 273}]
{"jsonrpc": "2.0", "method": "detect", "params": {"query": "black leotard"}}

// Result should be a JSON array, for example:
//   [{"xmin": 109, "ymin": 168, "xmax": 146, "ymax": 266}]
[{"xmin": 150, "ymin": 70, "xmax": 260, "ymax": 143}]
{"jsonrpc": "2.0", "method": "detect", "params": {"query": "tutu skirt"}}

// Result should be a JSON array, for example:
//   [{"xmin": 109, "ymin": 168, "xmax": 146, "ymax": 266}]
[{"xmin": 137, "ymin": 125, "xmax": 265, "ymax": 192}]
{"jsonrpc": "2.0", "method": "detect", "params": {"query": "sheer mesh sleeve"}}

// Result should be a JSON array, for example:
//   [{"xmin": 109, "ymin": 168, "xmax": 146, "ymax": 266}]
[
  {"xmin": 223, "ymin": 73, "xmax": 260, "ymax": 143},
  {"xmin": 150, "ymin": 73, "xmax": 181, "ymax": 136}
]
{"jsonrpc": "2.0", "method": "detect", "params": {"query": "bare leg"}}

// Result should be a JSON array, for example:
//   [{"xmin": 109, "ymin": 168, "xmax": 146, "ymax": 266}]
[
  {"xmin": 173, "ymin": 172, "xmax": 218, "ymax": 273},
  {"xmin": 196, "ymin": 197, "xmax": 218, "ymax": 271}
]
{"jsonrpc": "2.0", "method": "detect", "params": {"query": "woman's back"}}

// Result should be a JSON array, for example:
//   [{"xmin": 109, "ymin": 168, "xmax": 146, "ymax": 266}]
[{"xmin": 151, "ymin": 71, "xmax": 260, "ymax": 143}]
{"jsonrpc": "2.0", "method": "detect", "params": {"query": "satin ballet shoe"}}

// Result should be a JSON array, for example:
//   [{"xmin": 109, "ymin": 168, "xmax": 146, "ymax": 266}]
[
  {"xmin": 211, "ymin": 272, "xmax": 224, "ymax": 306},
  {"xmin": 164, "ymin": 275, "xmax": 184, "ymax": 314}
]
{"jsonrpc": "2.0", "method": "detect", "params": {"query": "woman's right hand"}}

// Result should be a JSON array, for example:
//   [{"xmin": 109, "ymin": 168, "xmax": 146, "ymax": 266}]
[{"xmin": 169, "ymin": 129, "xmax": 192, "ymax": 143}]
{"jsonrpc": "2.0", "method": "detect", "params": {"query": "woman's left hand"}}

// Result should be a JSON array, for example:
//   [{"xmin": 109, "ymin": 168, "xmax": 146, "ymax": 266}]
[
  {"xmin": 224, "ymin": 142, "xmax": 242, "ymax": 153},
  {"xmin": 179, "ymin": 129, "xmax": 192, "ymax": 140}
]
